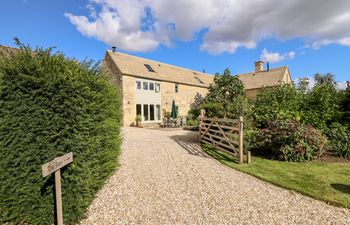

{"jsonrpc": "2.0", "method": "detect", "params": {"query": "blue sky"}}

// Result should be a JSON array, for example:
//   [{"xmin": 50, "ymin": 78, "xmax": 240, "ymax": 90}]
[{"xmin": 1, "ymin": 0, "xmax": 349, "ymax": 85}]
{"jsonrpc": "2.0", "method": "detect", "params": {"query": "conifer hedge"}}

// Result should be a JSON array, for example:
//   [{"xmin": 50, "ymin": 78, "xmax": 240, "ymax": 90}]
[{"xmin": 0, "ymin": 42, "xmax": 121, "ymax": 224}]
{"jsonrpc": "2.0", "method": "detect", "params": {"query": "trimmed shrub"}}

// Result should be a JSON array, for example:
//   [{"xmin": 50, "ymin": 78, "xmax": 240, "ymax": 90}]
[
  {"xmin": 256, "ymin": 120, "xmax": 327, "ymax": 161},
  {"xmin": 0, "ymin": 43, "xmax": 121, "ymax": 224},
  {"xmin": 326, "ymin": 123, "xmax": 350, "ymax": 158}
]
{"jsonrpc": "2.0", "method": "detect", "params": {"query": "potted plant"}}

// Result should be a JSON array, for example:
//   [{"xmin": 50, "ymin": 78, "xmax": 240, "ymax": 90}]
[
  {"xmin": 163, "ymin": 109, "xmax": 171, "ymax": 119},
  {"xmin": 135, "ymin": 114, "xmax": 142, "ymax": 127}
]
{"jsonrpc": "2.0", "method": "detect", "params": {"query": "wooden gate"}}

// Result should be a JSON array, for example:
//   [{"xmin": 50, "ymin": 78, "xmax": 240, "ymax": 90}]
[{"xmin": 199, "ymin": 111, "xmax": 250, "ymax": 163}]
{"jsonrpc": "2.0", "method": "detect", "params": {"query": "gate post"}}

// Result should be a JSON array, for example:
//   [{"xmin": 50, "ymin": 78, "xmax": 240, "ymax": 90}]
[
  {"xmin": 199, "ymin": 109, "xmax": 205, "ymax": 141},
  {"xmin": 200, "ymin": 109, "xmax": 205, "ymax": 118},
  {"xmin": 239, "ymin": 116, "xmax": 244, "ymax": 163}
]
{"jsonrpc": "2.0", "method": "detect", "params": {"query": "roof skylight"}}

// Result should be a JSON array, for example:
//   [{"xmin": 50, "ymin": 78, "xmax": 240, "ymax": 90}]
[
  {"xmin": 144, "ymin": 64, "xmax": 155, "ymax": 72},
  {"xmin": 194, "ymin": 76, "xmax": 204, "ymax": 84}
]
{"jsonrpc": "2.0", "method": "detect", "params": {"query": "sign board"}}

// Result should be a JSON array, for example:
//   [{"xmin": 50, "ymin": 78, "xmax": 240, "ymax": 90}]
[
  {"xmin": 42, "ymin": 152, "xmax": 73, "ymax": 177},
  {"xmin": 42, "ymin": 152, "xmax": 73, "ymax": 225}
]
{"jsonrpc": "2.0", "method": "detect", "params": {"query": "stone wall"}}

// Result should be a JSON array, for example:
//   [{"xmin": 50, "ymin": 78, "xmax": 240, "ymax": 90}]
[
  {"xmin": 122, "ymin": 75, "xmax": 136, "ymax": 126},
  {"xmin": 119, "ymin": 76, "xmax": 208, "ymax": 126},
  {"xmin": 102, "ymin": 53, "xmax": 122, "ymax": 87},
  {"xmin": 245, "ymin": 88, "xmax": 260, "ymax": 100},
  {"xmin": 160, "ymin": 82, "xmax": 208, "ymax": 117}
]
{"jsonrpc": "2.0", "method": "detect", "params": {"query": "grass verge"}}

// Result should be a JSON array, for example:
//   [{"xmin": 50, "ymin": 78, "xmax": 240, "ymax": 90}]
[{"xmin": 202, "ymin": 145, "xmax": 350, "ymax": 209}]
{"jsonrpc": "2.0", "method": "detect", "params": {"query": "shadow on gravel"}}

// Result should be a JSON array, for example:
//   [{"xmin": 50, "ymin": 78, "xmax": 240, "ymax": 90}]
[
  {"xmin": 170, "ymin": 132, "xmax": 209, "ymax": 158},
  {"xmin": 331, "ymin": 183, "xmax": 350, "ymax": 194}
]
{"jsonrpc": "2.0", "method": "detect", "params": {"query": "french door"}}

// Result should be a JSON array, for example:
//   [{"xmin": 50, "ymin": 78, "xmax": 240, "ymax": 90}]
[{"xmin": 136, "ymin": 104, "xmax": 161, "ymax": 122}]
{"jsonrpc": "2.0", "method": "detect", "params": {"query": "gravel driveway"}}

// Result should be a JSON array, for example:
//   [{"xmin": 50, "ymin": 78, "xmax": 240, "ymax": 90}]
[{"xmin": 80, "ymin": 127, "xmax": 350, "ymax": 225}]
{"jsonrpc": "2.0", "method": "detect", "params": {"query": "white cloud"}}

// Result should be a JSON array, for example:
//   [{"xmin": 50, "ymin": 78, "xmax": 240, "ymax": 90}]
[
  {"xmin": 64, "ymin": 4, "xmax": 160, "ymax": 52},
  {"xmin": 338, "ymin": 37, "xmax": 350, "ymax": 46},
  {"xmin": 65, "ymin": 0, "xmax": 350, "ymax": 53},
  {"xmin": 337, "ymin": 81, "xmax": 349, "ymax": 90},
  {"xmin": 260, "ymin": 49, "xmax": 296, "ymax": 63},
  {"xmin": 312, "ymin": 37, "xmax": 350, "ymax": 49},
  {"xmin": 288, "ymin": 51, "xmax": 296, "ymax": 59}
]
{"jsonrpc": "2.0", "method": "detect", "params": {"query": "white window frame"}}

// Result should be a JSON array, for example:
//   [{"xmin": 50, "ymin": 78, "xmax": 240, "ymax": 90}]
[
  {"xmin": 149, "ymin": 82, "xmax": 154, "ymax": 91},
  {"xmin": 155, "ymin": 83, "xmax": 160, "ymax": 92},
  {"xmin": 156, "ymin": 104, "xmax": 161, "ymax": 120},
  {"xmin": 143, "ymin": 81, "xmax": 149, "ymax": 90},
  {"xmin": 136, "ymin": 81, "xmax": 141, "ymax": 90}
]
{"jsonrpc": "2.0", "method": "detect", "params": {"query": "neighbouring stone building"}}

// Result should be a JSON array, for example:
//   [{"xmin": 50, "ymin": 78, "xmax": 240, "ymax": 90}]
[
  {"xmin": 239, "ymin": 61, "xmax": 293, "ymax": 99},
  {"xmin": 102, "ymin": 49, "xmax": 293, "ymax": 127}
]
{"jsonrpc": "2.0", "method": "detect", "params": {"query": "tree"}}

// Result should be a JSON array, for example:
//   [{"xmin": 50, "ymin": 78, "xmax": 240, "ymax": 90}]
[
  {"xmin": 253, "ymin": 84, "xmax": 303, "ymax": 128},
  {"xmin": 339, "ymin": 86, "xmax": 350, "ymax": 126},
  {"xmin": 314, "ymin": 73, "xmax": 336, "ymax": 87},
  {"xmin": 205, "ymin": 68, "xmax": 245, "ymax": 104},
  {"xmin": 301, "ymin": 73, "xmax": 340, "ymax": 130},
  {"xmin": 296, "ymin": 77, "xmax": 310, "ymax": 93},
  {"xmin": 201, "ymin": 68, "xmax": 251, "ymax": 119}
]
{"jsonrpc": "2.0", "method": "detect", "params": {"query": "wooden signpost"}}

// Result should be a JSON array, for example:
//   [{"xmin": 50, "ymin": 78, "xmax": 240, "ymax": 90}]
[{"xmin": 42, "ymin": 152, "xmax": 73, "ymax": 225}]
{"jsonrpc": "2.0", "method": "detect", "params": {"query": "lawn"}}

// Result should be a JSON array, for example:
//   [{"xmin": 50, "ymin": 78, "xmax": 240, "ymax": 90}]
[{"xmin": 202, "ymin": 145, "xmax": 350, "ymax": 209}]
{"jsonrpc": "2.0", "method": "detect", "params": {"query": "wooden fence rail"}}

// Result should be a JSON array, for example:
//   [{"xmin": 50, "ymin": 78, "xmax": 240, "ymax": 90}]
[{"xmin": 199, "ymin": 110, "xmax": 250, "ymax": 164}]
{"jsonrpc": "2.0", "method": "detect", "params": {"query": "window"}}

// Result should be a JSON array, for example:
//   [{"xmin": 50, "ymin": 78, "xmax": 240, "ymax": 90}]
[
  {"xmin": 143, "ymin": 81, "xmax": 148, "ymax": 90},
  {"xmin": 144, "ymin": 64, "xmax": 155, "ymax": 72},
  {"xmin": 150, "ymin": 105, "xmax": 155, "ymax": 121},
  {"xmin": 149, "ymin": 82, "xmax": 154, "ymax": 91},
  {"xmin": 175, "ymin": 83, "xmax": 179, "ymax": 93},
  {"xmin": 136, "ymin": 104, "xmax": 142, "ymax": 117},
  {"xmin": 136, "ymin": 81, "xmax": 141, "ymax": 89},
  {"xmin": 143, "ymin": 105, "xmax": 149, "ymax": 121},
  {"xmin": 156, "ymin": 105, "xmax": 161, "ymax": 120},
  {"xmin": 137, "ymin": 104, "xmax": 161, "ymax": 122},
  {"xmin": 155, "ymin": 83, "xmax": 160, "ymax": 92}
]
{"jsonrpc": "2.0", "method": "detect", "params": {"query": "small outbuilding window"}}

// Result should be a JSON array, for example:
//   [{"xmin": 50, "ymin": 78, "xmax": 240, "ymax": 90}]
[{"xmin": 175, "ymin": 83, "xmax": 179, "ymax": 93}]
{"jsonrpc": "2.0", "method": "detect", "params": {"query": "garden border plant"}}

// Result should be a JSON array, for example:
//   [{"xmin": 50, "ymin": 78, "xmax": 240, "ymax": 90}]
[{"xmin": 199, "ymin": 69, "xmax": 350, "ymax": 208}]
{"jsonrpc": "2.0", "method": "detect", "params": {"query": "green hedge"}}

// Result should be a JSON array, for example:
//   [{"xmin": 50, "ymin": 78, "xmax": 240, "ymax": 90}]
[{"xmin": 0, "ymin": 43, "xmax": 121, "ymax": 224}]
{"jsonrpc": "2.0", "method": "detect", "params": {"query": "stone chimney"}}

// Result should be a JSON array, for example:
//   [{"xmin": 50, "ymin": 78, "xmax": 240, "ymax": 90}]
[
  {"xmin": 255, "ymin": 61, "xmax": 264, "ymax": 72},
  {"xmin": 112, "ymin": 46, "xmax": 117, "ymax": 53}
]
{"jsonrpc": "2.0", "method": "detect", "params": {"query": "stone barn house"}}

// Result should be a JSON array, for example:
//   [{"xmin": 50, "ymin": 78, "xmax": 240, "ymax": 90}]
[{"xmin": 102, "ymin": 49, "xmax": 292, "ymax": 127}]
